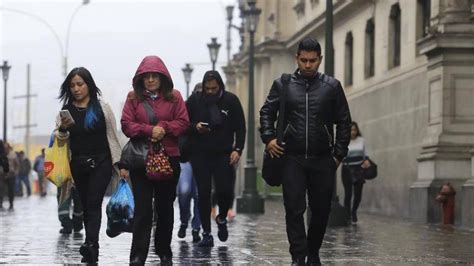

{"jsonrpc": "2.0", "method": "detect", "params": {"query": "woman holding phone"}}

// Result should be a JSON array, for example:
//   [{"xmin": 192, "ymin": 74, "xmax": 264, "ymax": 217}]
[{"xmin": 55, "ymin": 67, "xmax": 123, "ymax": 263}]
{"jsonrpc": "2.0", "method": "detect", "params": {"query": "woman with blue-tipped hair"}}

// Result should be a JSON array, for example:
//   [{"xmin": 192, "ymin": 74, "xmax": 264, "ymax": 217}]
[{"xmin": 55, "ymin": 67, "xmax": 123, "ymax": 263}]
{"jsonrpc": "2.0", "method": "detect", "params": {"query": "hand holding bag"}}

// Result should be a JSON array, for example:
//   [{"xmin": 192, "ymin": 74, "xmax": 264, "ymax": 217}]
[
  {"xmin": 363, "ymin": 158, "xmax": 378, "ymax": 180},
  {"xmin": 146, "ymin": 142, "xmax": 173, "ymax": 181},
  {"xmin": 261, "ymin": 74, "xmax": 291, "ymax": 187}
]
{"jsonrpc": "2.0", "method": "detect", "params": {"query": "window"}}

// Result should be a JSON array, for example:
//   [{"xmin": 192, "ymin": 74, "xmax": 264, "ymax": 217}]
[
  {"xmin": 388, "ymin": 3, "xmax": 401, "ymax": 69},
  {"xmin": 345, "ymin": 32, "xmax": 353, "ymax": 86},
  {"xmin": 365, "ymin": 18, "xmax": 375, "ymax": 78},
  {"xmin": 416, "ymin": 0, "xmax": 431, "ymax": 39}
]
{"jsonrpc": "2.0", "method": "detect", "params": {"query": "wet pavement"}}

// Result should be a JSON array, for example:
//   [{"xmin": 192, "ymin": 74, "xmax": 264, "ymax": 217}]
[{"xmin": 1, "ymin": 195, "xmax": 474, "ymax": 264}]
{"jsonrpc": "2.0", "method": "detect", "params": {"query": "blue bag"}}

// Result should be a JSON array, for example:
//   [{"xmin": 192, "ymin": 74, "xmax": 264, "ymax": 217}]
[{"xmin": 106, "ymin": 178, "xmax": 134, "ymax": 238}]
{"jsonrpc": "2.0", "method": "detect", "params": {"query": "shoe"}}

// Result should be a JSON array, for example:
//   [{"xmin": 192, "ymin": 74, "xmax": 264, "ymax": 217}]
[
  {"xmin": 130, "ymin": 257, "xmax": 144, "ymax": 265},
  {"xmin": 73, "ymin": 223, "xmax": 84, "ymax": 233},
  {"xmin": 59, "ymin": 227, "xmax": 72, "ymax": 234},
  {"xmin": 307, "ymin": 255, "xmax": 321, "ymax": 265},
  {"xmin": 216, "ymin": 216, "xmax": 228, "ymax": 242},
  {"xmin": 351, "ymin": 212, "xmax": 358, "ymax": 223},
  {"xmin": 192, "ymin": 229, "xmax": 201, "ymax": 243},
  {"xmin": 80, "ymin": 241, "xmax": 99, "ymax": 263},
  {"xmin": 159, "ymin": 254, "xmax": 172, "ymax": 264},
  {"xmin": 177, "ymin": 224, "xmax": 186, "ymax": 239},
  {"xmin": 291, "ymin": 257, "xmax": 306, "ymax": 266},
  {"xmin": 198, "ymin": 233, "xmax": 214, "ymax": 247}
]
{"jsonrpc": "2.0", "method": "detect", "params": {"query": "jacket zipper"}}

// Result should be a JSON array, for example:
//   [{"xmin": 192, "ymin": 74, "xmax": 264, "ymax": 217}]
[
  {"xmin": 324, "ymin": 124, "xmax": 333, "ymax": 148},
  {"xmin": 305, "ymin": 80, "xmax": 309, "ymax": 159}
]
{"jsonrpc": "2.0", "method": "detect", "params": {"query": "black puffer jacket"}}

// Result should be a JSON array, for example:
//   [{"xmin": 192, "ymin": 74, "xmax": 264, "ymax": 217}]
[{"xmin": 259, "ymin": 71, "xmax": 352, "ymax": 161}]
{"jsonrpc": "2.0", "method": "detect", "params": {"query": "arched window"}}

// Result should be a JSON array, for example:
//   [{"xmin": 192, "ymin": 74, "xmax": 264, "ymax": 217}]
[
  {"xmin": 345, "ymin": 32, "xmax": 353, "ymax": 86},
  {"xmin": 388, "ymin": 3, "xmax": 401, "ymax": 69},
  {"xmin": 365, "ymin": 18, "xmax": 375, "ymax": 78}
]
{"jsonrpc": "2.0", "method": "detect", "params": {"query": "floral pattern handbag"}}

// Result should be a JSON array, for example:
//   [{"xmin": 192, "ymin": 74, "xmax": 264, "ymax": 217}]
[{"xmin": 145, "ymin": 142, "xmax": 173, "ymax": 181}]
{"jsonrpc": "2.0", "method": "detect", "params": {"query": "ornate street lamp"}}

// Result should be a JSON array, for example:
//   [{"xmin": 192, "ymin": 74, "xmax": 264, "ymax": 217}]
[
  {"xmin": 1, "ymin": 60, "xmax": 11, "ymax": 142},
  {"xmin": 236, "ymin": 0, "xmax": 264, "ymax": 214},
  {"xmin": 181, "ymin": 63, "xmax": 193, "ymax": 98},
  {"xmin": 207, "ymin": 37, "xmax": 221, "ymax": 71}
]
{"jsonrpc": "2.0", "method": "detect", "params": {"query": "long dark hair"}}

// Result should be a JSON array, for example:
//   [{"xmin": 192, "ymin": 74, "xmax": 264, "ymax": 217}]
[
  {"xmin": 133, "ymin": 72, "xmax": 175, "ymax": 102},
  {"xmin": 0, "ymin": 140, "xmax": 5, "ymax": 156},
  {"xmin": 351, "ymin": 121, "xmax": 362, "ymax": 137},
  {"xmin": 58, "ymin": 67, "xmax": 103, "ymax": 130}
]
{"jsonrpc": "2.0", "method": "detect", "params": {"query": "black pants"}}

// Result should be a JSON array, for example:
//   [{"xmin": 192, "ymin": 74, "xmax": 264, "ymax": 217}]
[
  {"xmin": 282, "ymin": 154, "xmax": 337, "ymax": 260},
  {"xmin": 129, "ymin": 156, "xmax": 180, "ymax": 262},
  {"xmin": 341, "ymin": 165, "xmax": 364, "ymax": 214},
  {"xmin": 71, "ymin": 154, "xmax": 112, "ymax": 244},
  {"xmin": 191, "ymin": 152, "xmax": 235, "ymax": 233},
  {"xmin": 0, "ymin": 176, "xmax": 15, "ymax": 208}
]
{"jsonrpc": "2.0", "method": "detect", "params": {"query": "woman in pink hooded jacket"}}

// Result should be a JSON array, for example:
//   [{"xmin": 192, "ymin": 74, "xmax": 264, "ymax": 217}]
[{"xmin": 121, "ymin": 56, "xmax": 189, "ymax": 264}]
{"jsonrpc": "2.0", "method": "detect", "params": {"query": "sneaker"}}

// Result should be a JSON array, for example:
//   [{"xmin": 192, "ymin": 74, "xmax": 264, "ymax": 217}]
[
  {"xmin": 307, "ymin": 255, "xmax": 321, "ymax": 265},
  {"xmin": 80, "ymin": 241, "xmax": 99, "ymax": 263},
  {"xmin": 198, "ymin": 233, "xmax": 214, "ymax": 247},
  {"xmin": 216, "ymin": 217, "xmax": 228, "ymax": 242},
  {"xmin": 192, "ymin": 229, "xmax": 201, "ymax": 243},
  {"xmin": 177, "ymin": 224, "xmax": 186, "ymax": 239},
  {"xmin": 59, "ymin": 227, "xmax": 72, "ymax": 234},
  {"xmin": 351, "ymin": 212, "xmax": 358, "ymax": 223}
]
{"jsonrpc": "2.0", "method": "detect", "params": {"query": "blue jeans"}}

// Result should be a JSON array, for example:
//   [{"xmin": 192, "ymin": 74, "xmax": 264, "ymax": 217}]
[{"xmin": 177, "ymin": 162, "xmax": 201, "ymax": 230}]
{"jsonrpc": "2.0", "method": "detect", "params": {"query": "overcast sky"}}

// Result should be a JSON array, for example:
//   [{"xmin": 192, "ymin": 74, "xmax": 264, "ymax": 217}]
[{"xmin": 0, "ymin": 0, "xmax": 241, "ymax": 143}]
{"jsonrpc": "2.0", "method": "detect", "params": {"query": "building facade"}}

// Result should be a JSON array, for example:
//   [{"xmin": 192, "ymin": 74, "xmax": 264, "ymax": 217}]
[{"xmin": 225, "ymin": 0, "xmax": 474, "ymax": 227}]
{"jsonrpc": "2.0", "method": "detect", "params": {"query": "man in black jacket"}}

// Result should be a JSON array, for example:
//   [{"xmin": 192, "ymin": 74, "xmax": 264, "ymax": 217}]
[
  {"xmin": 186, "ymin": 70, "xmax": 246, "ymax": 247},
  {"xmin": 260, "ymin": 38, "xmax": 352, "ymax": 265}
]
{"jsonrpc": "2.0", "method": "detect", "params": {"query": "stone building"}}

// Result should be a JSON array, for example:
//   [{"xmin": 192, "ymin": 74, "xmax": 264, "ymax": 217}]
[{"xmin": 224, "ymin": 0, "xmax": 474, "ymax": 227}]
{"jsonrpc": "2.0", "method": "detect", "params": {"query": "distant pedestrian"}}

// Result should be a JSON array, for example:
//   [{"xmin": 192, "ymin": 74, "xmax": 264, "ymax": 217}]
[
  {"xmin": 33, "ymin": 148, "xmax": 47, "ymax": 197},
  {"xmin": 259, "ymin": 38, "xmax": 352, "ymax": 265},
  {"xmin": 341, "ymin": 121, "xmax": 371, "ymax": 224},
  {"xmin": 0, "ymin": 140, "xmax": 10, "ymax": 211},
  {"xmin": 56, "ymin": 67, "xmax": 123, "ymax": 263},
  {"xmin": 176, "ymin": 83, "xmax": 202, "ymax": 243},
  {"xmin": 17, "ymin": 151, "xmax": 31, "ymax": 197},
  {"xmin": 187, "ymin": 70, "xmax": 246, "ymax": 247},
  {"xmin": 2, "ymin": 143, "xmax": 18, "ymax": 210},
  {"xmin": 121, "ymin": 55, "xmax": 189, "ymax": 265}
]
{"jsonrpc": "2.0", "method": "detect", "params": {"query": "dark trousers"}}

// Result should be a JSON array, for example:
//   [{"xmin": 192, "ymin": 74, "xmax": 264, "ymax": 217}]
[
  {"xmin": 341, "ymin": 165, "xmax": 364, "ymax": 214},
  {"xmin": 282, "ymin": 154, "xmax": 337, "ymax": 260},
  {"xmin": 0, "ymin": 176, "xmax": 15, "ymax": 208},
  {"xmin": 129, "ymin": 157, "xmax": 180, "ymax": 262},
  {"xmin": 191, "ymin": 152, "xmax": 235, "ymax": 233},
  {"xmin": 71, "ymin": 154, "xmax": 112, "ymax": 244}
]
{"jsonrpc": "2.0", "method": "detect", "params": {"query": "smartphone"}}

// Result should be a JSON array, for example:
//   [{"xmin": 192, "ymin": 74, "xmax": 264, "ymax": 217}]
[
  {"xmin": 201, "ymin": 122, "xmax": 209, "ymax": 128},
  {"xmin": 59, "ymin": 110, "xmax": 75, "ymax": 124}
]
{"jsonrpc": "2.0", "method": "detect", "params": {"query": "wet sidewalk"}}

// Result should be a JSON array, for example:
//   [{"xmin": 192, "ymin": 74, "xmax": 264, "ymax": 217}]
[{"xmin": 1, "ymin": 195, "xmax": 473, "ymax": 264}]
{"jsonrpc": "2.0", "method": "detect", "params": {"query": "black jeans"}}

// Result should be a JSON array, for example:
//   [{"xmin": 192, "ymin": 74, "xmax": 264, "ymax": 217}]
[
  {"xmin": 129, "ymin": 156, "xmax": 180, "ymax": 262},
  {"xmin": 282, "ymin": 154, "xmax": 337, "ymax": 260},
  {"xmin": 0, "ymin": 176, "xmax": 15, "ymax": 208},
  {"xmin": 341, "ymin": 165, "xmax": 364, "ymax": 214},
  {"xmin": 191, "ymin": 152, "xmax": 235, "ymax": 233},
  {"xmin": 71, "ymin": 153, "xmax": 112, "ymax": 244}
]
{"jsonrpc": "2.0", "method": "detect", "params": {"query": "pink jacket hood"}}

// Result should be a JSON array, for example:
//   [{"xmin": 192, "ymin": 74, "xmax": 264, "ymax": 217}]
[{"xmin": 133, "ymin": 55, "xmax": 174, "ymax": 90}]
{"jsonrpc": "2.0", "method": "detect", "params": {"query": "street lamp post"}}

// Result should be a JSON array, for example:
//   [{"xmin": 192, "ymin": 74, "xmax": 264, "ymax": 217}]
[
  {"xmin": 181, "ymin": 63, "xmax": 193, "ymax": 98},
  {"xmin": 1, "ymin": 61, "xmax": 11, "ymax": 142},
  {"xmin": 325, "ymin": 0, "xmax": 349, "ymax": 227},
  {"xmin": 207, "ymin": 37, "xmax": 221, "ymax": 71},
  {"xmin": 64, "ymin": 0, "xmax": 90, "ymax": 76},
  {"xmin": 236, "ymin": 0, "xmax": 264, "ymax": 214}
]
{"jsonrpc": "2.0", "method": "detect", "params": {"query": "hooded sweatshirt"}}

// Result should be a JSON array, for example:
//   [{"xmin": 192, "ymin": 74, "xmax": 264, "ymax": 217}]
[
  {"xmin": 186, "ymin": 70, "xmax": 246, "ymax": 155},
  {"xmin": 121, "ymin": 55, "xmax": 190, "ymax": 157}
]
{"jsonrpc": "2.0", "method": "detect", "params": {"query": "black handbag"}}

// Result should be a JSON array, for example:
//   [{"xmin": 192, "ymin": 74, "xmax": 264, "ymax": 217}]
[
  {"xmin": 261, "ymin": 74, "xmax": 291, "ymax": 187},
  {"xmin": 363, "ymin": 158, "xmax": 378, "ymax": 180},
  {"xmin": 120, "ymin": 101, "xmax": 157, "ymax": 169}
]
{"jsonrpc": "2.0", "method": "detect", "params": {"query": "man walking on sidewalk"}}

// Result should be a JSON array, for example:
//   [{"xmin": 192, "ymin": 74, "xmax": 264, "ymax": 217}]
[
  {"xmin": 259, "ymin": 38, "xmax": 352, "ymax": 265},
  {"xmin": 186, "ymin": 70, "xmax": 246, "ymax": 247},
  {"xmin": 33, "ymin": 148, "xmax": 47, "ymax": 197}
]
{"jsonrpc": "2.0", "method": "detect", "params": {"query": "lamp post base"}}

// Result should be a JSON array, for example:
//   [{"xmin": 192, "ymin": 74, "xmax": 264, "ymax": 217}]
[
  {"xmin": 236, "ymin": 164, "xmax": 265, "ymax": 214},
  {"xmin": 327, "ymin": 195, "xmax": 349, "ymax": 227}
]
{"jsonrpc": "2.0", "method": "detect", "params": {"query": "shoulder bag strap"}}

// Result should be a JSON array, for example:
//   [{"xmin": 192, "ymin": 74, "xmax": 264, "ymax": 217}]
[
  {"xmin": 142, "ymin": 100, "xmax": 159, "ymax": 125},
  {"xmin": 276, "ymin": 73, "xmax": 291, "ymax": 144}
]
